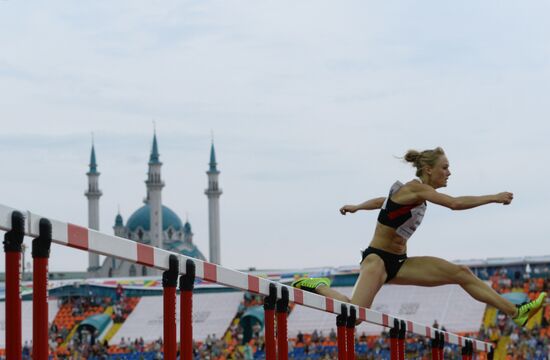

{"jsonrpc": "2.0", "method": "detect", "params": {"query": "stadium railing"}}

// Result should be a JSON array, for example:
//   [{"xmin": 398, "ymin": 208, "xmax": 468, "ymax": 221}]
[{"xmin": 0, "ymin": 203, "xmax": 493, "ymax": 360}]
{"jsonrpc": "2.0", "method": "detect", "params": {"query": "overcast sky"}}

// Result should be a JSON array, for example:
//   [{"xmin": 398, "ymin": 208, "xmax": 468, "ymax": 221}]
[{"xmin": 1, "ymin": 0, "xmax": 549, "ymax": 273}]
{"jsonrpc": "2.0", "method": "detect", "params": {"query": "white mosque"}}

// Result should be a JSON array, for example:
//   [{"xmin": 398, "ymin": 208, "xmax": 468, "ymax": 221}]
[{"xmin": 84, "ymin": 133, "xmax": 222, "ymax": 277}]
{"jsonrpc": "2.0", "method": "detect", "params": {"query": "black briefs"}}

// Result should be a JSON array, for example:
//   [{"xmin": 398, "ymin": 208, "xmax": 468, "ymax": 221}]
[{"xmin": 361, "ymin": 247, "xmax": 408, "ymax": 283}]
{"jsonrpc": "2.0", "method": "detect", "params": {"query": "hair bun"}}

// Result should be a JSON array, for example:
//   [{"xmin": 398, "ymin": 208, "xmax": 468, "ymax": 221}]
[{"xmin": 404, "ymin": 150, "xmax": 420, "ymax": 164}]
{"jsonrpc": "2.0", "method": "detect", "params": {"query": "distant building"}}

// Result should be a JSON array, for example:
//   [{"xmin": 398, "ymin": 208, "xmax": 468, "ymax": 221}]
[
  {"xmin": 86, "ymin": 132, "xmax": 222, "ymax": 277},
  {"xmin": 205, "ymin": 142, "xmax": 222, "ymax": 264}
]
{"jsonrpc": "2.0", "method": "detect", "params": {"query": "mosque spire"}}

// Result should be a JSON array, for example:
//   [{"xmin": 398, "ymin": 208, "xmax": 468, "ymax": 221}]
[
  {"xmin": 89, "ymin": 135, "xmax": 98, "ymax": 174},
  {"xmin": 149, "ymin": 130, "xmax": 160, "ymax": 164},
  {"xmin": 209, "ymin": 132, "xmax": 218, "ymax": 173},
  {"xmin": 209, "ymin": 142, "xmax": 218, "ymax": 173}
]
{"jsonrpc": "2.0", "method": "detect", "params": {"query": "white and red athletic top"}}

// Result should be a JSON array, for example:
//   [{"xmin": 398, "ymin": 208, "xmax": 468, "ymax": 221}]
[{"xmin": 377, "ymin": 181, "xmax": 427, "ymax": 240}]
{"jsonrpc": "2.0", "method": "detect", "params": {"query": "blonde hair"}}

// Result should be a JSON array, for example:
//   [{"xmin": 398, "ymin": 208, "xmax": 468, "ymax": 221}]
[{"xmin": 404, "ymin": 147, "xmax": 445, "ymax": 177}]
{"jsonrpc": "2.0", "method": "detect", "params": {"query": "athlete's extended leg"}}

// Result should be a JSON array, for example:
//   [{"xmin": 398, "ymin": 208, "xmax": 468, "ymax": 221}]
[
  {"xmin": 390, "ymin": 256, "xmax": 518, "ymax": 316},
  {"xmin": 296, "ymin": 254, "xmax": 387, "ymax": 308},
  {"xmin": 315, "ymin": 285, "xmax": 351, "ymax": 303},
  {"xmin": 350, "ymin": 254, "xmax": 387, "ymax": 308}
]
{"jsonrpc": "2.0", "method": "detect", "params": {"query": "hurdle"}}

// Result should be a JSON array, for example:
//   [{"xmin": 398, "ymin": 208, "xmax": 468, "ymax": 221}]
[{"xmin": 1, "ymin": 203, "xmax": 494, "ymax": 359}]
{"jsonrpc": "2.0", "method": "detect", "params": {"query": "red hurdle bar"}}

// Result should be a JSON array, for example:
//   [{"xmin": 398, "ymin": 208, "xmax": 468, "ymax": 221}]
[
  {"xmin": 345, "ymin": 306, "xmax": 356, "ymax": 360},
  {"xmin": 32, "ymin": 218, "xmax": 52, "ymax": 360},
  {"xmin": 0, "ymin": 204, "xmax": 495, "ymax": 359},
  {"xmin": 276, "ymin": 286, "xmax": 289, "ymax": 360},
  {"xmin": 336, "ymin": 304, "xmax": 348, "ymax": 360},
  {"xmin": 180, "ymin": 259, "xmax": 196, "ymax": 360},
  {"xmin": 264, "ymin": 283, "xmax": 278, "ymax": 360},
  {"xmin": 4, "ymin": 211, "xmax": 24, "ymax": 360},
  {"xmin": 162, "ymin": 255, "xmax": 179, "ymax": 360}
]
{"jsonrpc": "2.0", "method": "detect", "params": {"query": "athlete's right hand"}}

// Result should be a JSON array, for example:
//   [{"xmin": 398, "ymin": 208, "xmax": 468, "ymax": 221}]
[
  {"xmin": 495, "ymin": 192, "xmax": 514, "ymax": 205},
  {"xmin": 339, "ymin": 205, "xmax": 357, "ymax": 215}
]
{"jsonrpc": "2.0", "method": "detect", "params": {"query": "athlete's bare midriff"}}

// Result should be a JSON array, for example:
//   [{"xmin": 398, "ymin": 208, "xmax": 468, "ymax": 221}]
[
  {"xmin": 370, "ymin": 180, "xmax": 425, "ymax": 255},
  {"xmin": 370, "ymin": 223, "xmax": 408, "ymax": 254}
]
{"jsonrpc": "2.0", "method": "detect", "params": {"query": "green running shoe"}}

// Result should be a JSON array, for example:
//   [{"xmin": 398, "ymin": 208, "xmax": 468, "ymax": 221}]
[
  {"xmin": 512, "ymin": 292, "xmax": 547, "ymax": 327},
  {"xmin": 291, "ymin": 277, "xmax": 331, "ymax": 293}
]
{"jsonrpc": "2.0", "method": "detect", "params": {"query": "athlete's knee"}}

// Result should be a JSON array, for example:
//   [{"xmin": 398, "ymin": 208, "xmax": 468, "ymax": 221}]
[{"xmin": 453, "ymin": 265, "xmax": 475, "ymax": 284}]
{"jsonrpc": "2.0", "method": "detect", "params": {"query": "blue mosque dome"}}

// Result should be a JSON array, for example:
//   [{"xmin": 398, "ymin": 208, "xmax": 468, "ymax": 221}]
[
  {"xmin": 164, "ymin": 239, "xmax": 206, "ymax": 260},
  {"xmin": 126, "ymin": 204, "xmax": 184, "ymax": 232}
]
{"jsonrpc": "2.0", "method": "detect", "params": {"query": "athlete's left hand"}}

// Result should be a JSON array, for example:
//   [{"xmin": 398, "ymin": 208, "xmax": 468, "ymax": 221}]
[
  {"xmin": 495, "ymin": 192, "xmax": 513, "ymax": 205},
  {"xmin": 340, "ymin": 205, "xmax": 357, "ymax": 215}
]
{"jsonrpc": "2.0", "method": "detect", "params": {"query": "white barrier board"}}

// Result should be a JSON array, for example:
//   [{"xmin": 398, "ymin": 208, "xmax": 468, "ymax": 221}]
[
  {"xmin": 112, "ymin": 292, "xmax": 244, "ymax": 343},
  {"xmin": 288, "ymin": 285, "xmax": 486, "ymax": 337},
  {"xmin": 0, "ymin": 300, "xmax": 59, "ymax": 348}
]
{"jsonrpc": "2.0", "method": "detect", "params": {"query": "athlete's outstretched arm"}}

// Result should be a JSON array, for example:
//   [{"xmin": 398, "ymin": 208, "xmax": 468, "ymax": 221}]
[
  {"xmin": 340, "ymin": 197, "xmax": 386, "ymax": 215},
  {"xmin": 416, "ymin": 185, "xmax": 513, "ymax": 210}
]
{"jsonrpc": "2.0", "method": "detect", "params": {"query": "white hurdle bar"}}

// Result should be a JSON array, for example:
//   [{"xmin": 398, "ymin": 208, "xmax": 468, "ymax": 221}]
[{"xmin": 0, "ymin": 203, "xmax": 493, "ymax": 356}]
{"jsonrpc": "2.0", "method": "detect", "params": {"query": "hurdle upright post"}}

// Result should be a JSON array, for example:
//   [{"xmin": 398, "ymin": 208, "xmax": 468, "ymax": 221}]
[
  {"xmin": 438, "ymin": 331, "xmax": 445, "ymax": 360},
  {"xmin": 276, "ymin": 286, "xmax": 289, "ymax": 360},
  {"xmin": 390, "ymin": 319, "xmax": 399, "ymax": 360},
  {"xmin": 467, "ymin": 340, "xmax": 473, "ymax": 360},
  {"xmin": 336, "ymin": 304, "xmax": 348, "ymax": 360},
  {"xmin": 162, "ymin": 254, "xmax": 179, "ymax": 360},
  {"xmin": 345, "ymin": 306, "xmax": 356, "ymax": 360},
  {"xmin": 488, "ymin": 346, "xmax": 494, "ymax": 360},
  {"xmin": 263, "ymin": 283, "xmax": 277, "ymax": 360},
  {"xmin": 398, "ymin": 319, "xmax": 406, "ymax": 360},
  {"xmin": 179, "ymin": 259, "xmax": 195, "ymax": 360},
  {"xmin": 32, "ymin": 218, "xmax": 52, "ymax": 360},
  {"xmin": 431, "ymin": 331, "xmax": 441, "ymax": 360},
  {"xmin": 4, "ymin": 211, "xmax": 24, "ymax": 360}
]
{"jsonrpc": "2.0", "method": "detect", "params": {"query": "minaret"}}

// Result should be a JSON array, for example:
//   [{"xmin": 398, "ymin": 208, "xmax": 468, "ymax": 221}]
[
  {"xmin": 113, "ymin": 210, "xmax": 125, "ymax": 238},
  {"xmin": 104, "ymin": 211, "xmax": 125, "ymax": 276},
  {"xmin": 183, "ymin": 218, "xmax": 194, "ymax": 245},
  {"xmin": 205, "ymin": 141, "xmax": 222, "ymax": 264},
  {"xmin": 85, "ymin": 142, "xmax": 102, "ymax": 272},
  {"xmin": 146, "ymin": 132, "xmax": 164, "ymax": 250}
]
